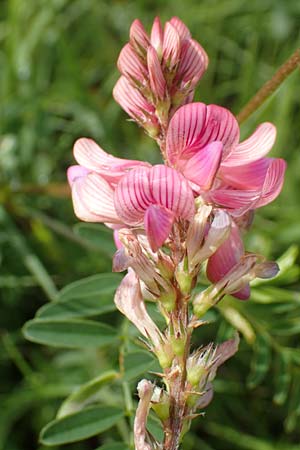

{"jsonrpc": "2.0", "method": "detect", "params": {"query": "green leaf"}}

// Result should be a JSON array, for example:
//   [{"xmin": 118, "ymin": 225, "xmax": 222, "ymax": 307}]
[
  {"xmin": 273, "ymin": 352, "xmax": 291, "ymax": 405},
  {"xmin": 247, "ymin": 334, "xmax": 271, "ymax": 389},
  {"xmin": 57, "ymin": 371, "xmax": 119, "ymax": 418},
  {"xmin": 23, "ymin": 319, "xmax": 118, "ymax": 348},
  {"xmin": 56, "ymin": 273, "xmax": 122, "ymax": 302},
  {"xmin": 36, "ymin": 293, "xmax": 117, "ymax": 320},
  {"xmin": 95, "ymin": 443, "xmax": 130, "ymax": 450},
  {"xmin": 74, "ymin": 223, "xmax": 116, "ymax": 257},
  {"xmin": 40, "ymin": 405, "xmax": 124, "ymax": 445},
  {"xmin": 123, "ymin": 351, "xmax": 156, "ymax": 381}
]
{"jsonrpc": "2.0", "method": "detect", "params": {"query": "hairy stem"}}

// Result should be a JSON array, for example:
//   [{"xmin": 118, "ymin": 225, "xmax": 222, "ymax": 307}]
[{"xmin": 237, "ymin": 48, "xmax": 300, "ymax": 124}]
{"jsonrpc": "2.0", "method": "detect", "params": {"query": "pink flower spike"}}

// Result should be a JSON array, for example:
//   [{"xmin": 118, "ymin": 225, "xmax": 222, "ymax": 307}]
[
  {"xmin": 71, "ymin": 172, "xmax": 120, "ymax": 223},
  {"xmin": 114, "ymin": 269, "xmax": 162, "ymax": 347},
  {"xmin": 150, "ymin": 17, "xmax": 164, "ymax": 56},
  {"xmin": 222, "ymin": 122, "xmax": 277, "ymax": 167},
  {"xmin": 147, "ymin": 45, "xmax": 166, "ymax": 100},
  {"xmin": 130, "ymin": 19, "xmax": 150, "ymax": 54},
  {"xmin": 117, "ymin": 43, "xmax": 148, "ymax": 84},
  {"xmin": 73, "ymin": 137, "xmax": 151, "ymax": 183},
  {"xmin": 181, "ymin": 141, "xmax": 223, "ymax": 190},
  {"xmin": 169, "ymin": 16, "xmax": 191, "ymax": 40},
  {"xmin": 162, "ymin": 22, "xmax": 181, "ymax": 70},
  {"xmin": 144, "ymin": 205, "xmax": 175, "ymax": 252},
  {"xmin": 176, "ymin": 39, "xmax": 208, "ymax": 88}
]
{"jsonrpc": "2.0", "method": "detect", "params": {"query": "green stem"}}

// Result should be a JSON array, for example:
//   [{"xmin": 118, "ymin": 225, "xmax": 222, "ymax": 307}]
[{"xmin": 237, "ymin": 48, "xmax": 300, "ymax": 124}]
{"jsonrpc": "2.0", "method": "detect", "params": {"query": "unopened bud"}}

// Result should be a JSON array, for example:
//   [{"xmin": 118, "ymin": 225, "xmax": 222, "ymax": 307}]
[{"xmin": 175, "ymin": 258, "xmax": 193, "ymax": 295}]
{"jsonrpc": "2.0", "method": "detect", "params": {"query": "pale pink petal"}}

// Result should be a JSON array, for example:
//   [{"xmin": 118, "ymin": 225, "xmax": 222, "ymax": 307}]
[
  {"xmin": 67, "ymin": 165, "xmax": 89, "ymax": 186},
  {"xmin": 147, "ymin": 45, "xmax": 166, "ymax": 99},
  {"xmin": 149, "ymin": 165, "xmax": 195, "ymax": 220},
  {"xmin": 181, "ymin": 141, "xmax": 223, "ymax": 190},
  {"xmin": 130, "ymin": 19, "xmax": 150, "ymax": 53},
  {"xmin": 196, "ymin": 383, "xmax": 214, "ymax": 409},
  {"xmin": 169, "ymin": 16, "xmax": 191, "ymax": 40},
  {"xmin": 150, "ymin": 17, "xmax": 164, "ymax": 55},
  {"xmin": 219, "ymin": 157, "xmax": 272, "ymax": 190},
  {"xmin": 207, "ymin": 224, "xmax": 248, "ymax": 299},
  {"xmin": 134, "ymin": 380, "xmax": 154, "ymax": 450},
  {"xmin": 175, "ymin": 39, "xmax": 208, "ymax": 88},
  {"xmin": 114, "ymin": 167, "xmax": 153, "ymax": 225},
  {"xmin": 112, "ymin": 247, "xmax": 130, "ymax": 272},
  {"xmin": 72, "ymin": 173, "xmax": 120, "ymax": 223},
  {"xmin": 117, "ymin": 43, "xmax": 148, "ymax": 83},
  {"xmin": 166, "ymin": 102, "xmax": 207, "ymax": 165},
  {"xmin": 144, "ymin": 204, "xmax": 175, "ymax": 251},
  {"xmin": 222, "ymin": 122, "xmax": 277, "ymax": 167},
  {"xmin": 74, "ymin": 137, "xmax": 150, "ymax": 182},
  {"xmin": 113, "ymin": 230, "xmax": 123, "ymax": 250},
  {"xmin": 209, "ymin": 333, "xmax": 240, "ymax": 379},
  {"xmin": 256, "ymin": 158, "xmax": 286, "ymax": 208},
  {"xmin": 162, "ymin": 22, "xmax": 181, "ymax": 69},
  {"xmin": 207, "ymin": 189, "xmax": 260, "ymax": 213}
]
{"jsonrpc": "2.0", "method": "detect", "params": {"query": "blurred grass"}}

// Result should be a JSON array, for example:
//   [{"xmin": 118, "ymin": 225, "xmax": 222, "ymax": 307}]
[{"xmin": 1, "ymin": 0, "xmax": 300, "ymax": 449}]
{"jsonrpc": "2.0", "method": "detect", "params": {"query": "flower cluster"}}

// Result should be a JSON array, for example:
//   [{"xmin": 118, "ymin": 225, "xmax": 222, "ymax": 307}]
[{"xmin": 67, "ymin": 16, "xmax": 286, "ymax": 450}]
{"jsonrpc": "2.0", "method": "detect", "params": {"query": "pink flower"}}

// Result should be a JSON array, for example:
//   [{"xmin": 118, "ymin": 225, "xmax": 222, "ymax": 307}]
[
  {"xmin": 68, "ymin": 138, "xmax": 195, "ymax": 251},
  {"xmin": 113, "ymin": 17, "xmax": 208, "ymax": 132}
]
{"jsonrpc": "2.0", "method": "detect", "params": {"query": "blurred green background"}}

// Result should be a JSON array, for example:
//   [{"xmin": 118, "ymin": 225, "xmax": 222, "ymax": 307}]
[{"xmin": 1, "ymin": 0, "xmax": 300, "ymax": 449}]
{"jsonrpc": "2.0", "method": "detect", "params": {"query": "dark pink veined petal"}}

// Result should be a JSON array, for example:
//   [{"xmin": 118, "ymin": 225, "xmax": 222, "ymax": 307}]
[
  {"xmin": 144, "ymin": 204, "xmax": 175, "ymax": 251},
  {"xmin": 130, "ymin": 19, "xmax": 150, "ymax": 52},
  {"xmin": 67, "ymin": 165, "xmax": 89, "ymax": 186},
  {"xmin": 202, "ymin": 104, "xmax": 240, "ymax": 159},
  {"xmin": 114, "ymin": 167, "xmax": 153, "ymax": 225},
  {"xmin": 207, "ymin": 224, "xmax": 249, "ymax": 300},
  {"xmin": 147, "ymin": 45, "xmax": 166, "ymax": 100},
  {"xmin": 71, "ymin": 173, "xmax": 119, "ymax": 223},
  {"xmin": 169, "ymin": 16, "xmax": 191, "ymax": 40},
  {"xmin": 162, "ymin": 22, "xmax": 181, "ymax": 69},
  {"xmin": 74, "ymin": 137, "xmax": 151, "ymax": 183},
  {"xmin": 219, "ymin": 157, "xmax": 273, "ymax": 190},
  {"xmin": 222, "ymin": 122, "xmax": 277, "ymax": 167},
  {"xmin": 166, "ymin": 103, "xmax": 207, "ymax": 165},
  {"xmin": 149, "ymin": 165, "xmax": 195, "ymax": 220},
  {"xmin": 182, "ymin": 141, "xmax": 223, "ymax": 190},
  {"xmin": 256, "ymin": 158, "xmax": 286, "ymax": 208},
  {"xmin": 113, "ymin": 76, "xmax": 155, "ymax": 122},
  {"xmin": 176, "ymin": 39, "xmax": 208, "ymax": 88},
  {"xmin": 207, "ymin": 188, "xmax": 260, "ymax": 213},
  {"xmin": 117, "ymin": 43, "xmax": 148, "ymax": 83},
  {"xmin": 150, "ymin": 17, "xmax": 164, "ymax": 55}
]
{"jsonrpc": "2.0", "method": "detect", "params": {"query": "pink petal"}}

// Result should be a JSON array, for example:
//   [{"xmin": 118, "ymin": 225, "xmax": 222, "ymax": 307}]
[
  {"xmin": 222, "ymin": 122, "xmax": 276, "ymax": 167},
  {"xmin": 114, "ymin": 167, "xmax": 153, "ymax": 225},
  {"xmin": 113, "ymin": 76, "xmax": 155, "ymax": 122},
  {"xmin": 72, "ymin": 173, "xmax": 120, "ymax": 223},
  {"xmin": 74, "ymin": 137, "xmax": 150, "ymax": 183},
  {"xmin": 219, "ymin": 157, "xmax": 272, "ymax": 190},
  {"xmin": 144, "ymin": 204, "xmax": 175, "ymax": 251},
  {"xmin": 147, "ymin": 45, "xmax": 166, "ymax": 99},
  {"xmin": 175, "ymin": 38, "xmax": 208, "ymax": 88},
  {"xmin": 130, "ymin": 19, "xmax": 150, "ymax": 53},
  {"xmin": 166, "ymin": 102, "xmax": 207, "ymax": 165},
  {"xmin": 256, "ymin": 158, "xmax": 286, "ymax": 208},
  {"xmin": 162, "ymin": 22, "xmax": 181, "ymax": 69},
  {"xmin": 67, "ymin": 165, "xmax": 89, "ymax": 186},
  {"xmin": 181, "ymin": 141, "xmax": 223, "ymax": 190},
  {"xmin": 207, "ymin": 224, "xmax": 249, "ymax": 300},
  {"xmin": 150, "ymin": 17, "xmax": 164, "ymax": 55},
  {"xmin": 149, "ymin": 165, "xmax": 195, "ymax": 220},
  {"xmin": 207, "ymin": 189, "xmax": 260, "ymax": 213},
  {"xmin": 117, "ymin": 43, "xmax": 148, "ymax": 84},
  {"xmin": 169, "ymin": 16, "xmax": 191, "ymax": 40}
]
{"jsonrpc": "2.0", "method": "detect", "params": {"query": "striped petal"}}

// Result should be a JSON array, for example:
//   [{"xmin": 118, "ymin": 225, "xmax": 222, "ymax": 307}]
[
  {"xmin": 130, "ymin": 19, "xmax": 150, "ymax": 53},
  {"xmin": 147, "ymin": 45, "xmax": 166, "ymax": 99},
  {"xmin": 74, "ymin": 137, "xmax": 150, "ymax": 182},
  {"xmin": 114, "ymin": 167, "xmax": 153, "ymax": 225},
  {"xmin": 71, "ymin": 173, "xmax": 119, "ymax": 223},
  {"xmin": 67, "ymin": 165, "xmax": 89, "ymax": 186},
  {"xmin": 223, "ymin": 122, "xmax": 276, "ymax": 167},
  {"xmin": 256, "ymin": 158, "xmax": 286, "ymax": 208},
  {"xmin": 207, "ymin": 224, "xmax": 248, "ymax": 300},
  {"xmin": 219, "ymin": 157, "xmax": 272, "ymax": 190},
  {"xmin": 169, "ymin": 16, "xmax": 191, "ymax": 40},
  {"xmin": 162, "ymin": 22, "xmax": 181, "ymax": 69},
  {"xmin": 175, "ymin": 38, "xmax": 208, "ymax": 88},
  {"xmin": 117, "ymin": 43, "xmax": 148, "ymax": 84},
  {"xmin": 149, "ymin": 165, "xmax": 195, "ymax": 220},
  {"xmin": 144, "ymin": 204, "xmax": 175, "ymax": 251},
  {"xmin": 181, "ymin": 141, "xmax": 223, "ymax": 190},
  {"xmin": 150, "ymin": 17, "xmax": 164, "ymax": 55}
]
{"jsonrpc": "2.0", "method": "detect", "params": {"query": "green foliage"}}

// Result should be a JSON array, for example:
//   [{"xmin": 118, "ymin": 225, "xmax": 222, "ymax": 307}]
[{"xmin": 1, "ymin": 0, "xmax": 300, "ymax": 449}]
